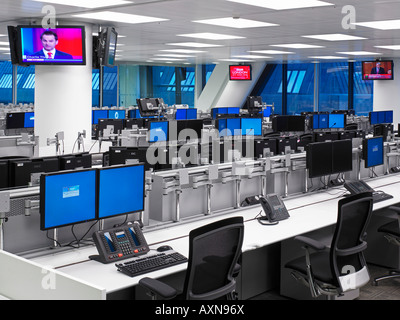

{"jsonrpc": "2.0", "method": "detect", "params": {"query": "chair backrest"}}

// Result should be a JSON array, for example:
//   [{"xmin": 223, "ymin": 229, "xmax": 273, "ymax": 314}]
[
  {"xmin": 182, "ymin": 216, "xmax": 244, "ymax": 300},
  {"xmin": 330, "ymin": 192, "xmax": 373, "ymax": 292}
]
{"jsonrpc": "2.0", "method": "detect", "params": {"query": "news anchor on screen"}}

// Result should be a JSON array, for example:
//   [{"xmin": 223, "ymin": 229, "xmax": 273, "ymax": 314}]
[
  {"xmin": 370, "ymin": 62, "xmax": 386, "ymax": 75},
  {"xmin": 32, "ymin": 30, "xmax": 73, "ymax": 59}
]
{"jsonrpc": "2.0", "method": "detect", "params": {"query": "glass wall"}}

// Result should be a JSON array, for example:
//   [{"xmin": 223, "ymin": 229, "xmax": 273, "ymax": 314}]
[
  {"xmin": 17, "ymin": 65, "xmax": 35, "ymax": 104},
  {"xmin": 0, "ymin": 61, "xmax": 13, "ymax": 104},
  {"xmin": 353, "ymin": 61, "xmax": 374, "ymax": 116},
  {"xmin": 286, "ymin": 63, "xmax": 314, "ymax": 115},
  {"xmin": 258, "ymin": 64, "xmax": 283, "ymax": 114},
  {"xmin": 103, "ymin": 66, "xmax": 118, "ymax": 107}
]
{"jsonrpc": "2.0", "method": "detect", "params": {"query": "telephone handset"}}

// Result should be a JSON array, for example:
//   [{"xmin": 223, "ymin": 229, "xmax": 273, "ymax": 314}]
[
  {"xmin": 256, "ymin": 193, "xmax": 290, "ymax": 225},
  {"xmin": 89, "ymin": 222, "xmax": 150, "ymax": 264}
]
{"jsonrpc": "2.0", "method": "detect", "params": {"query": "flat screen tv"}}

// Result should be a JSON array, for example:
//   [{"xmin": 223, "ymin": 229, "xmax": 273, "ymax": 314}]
[
  {"xmin": 229, "ymin": 65, "xmax": 252, "ymax": 81},
  {"xmin": 101, "ymin": 27, "xmax": 118, "ymax": 67},
  {"xmin": 362, "ymin": 60, "xmax": 394, "ymax": 80},
  {"xmin": 17, "ymin": 25, "xmax": 86, "ymax": 66}
]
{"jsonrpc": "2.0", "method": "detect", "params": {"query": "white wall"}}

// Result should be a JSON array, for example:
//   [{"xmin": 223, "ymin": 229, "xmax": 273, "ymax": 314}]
[
  {"xmin": 373, "ymin": 58, "xmax": 400, "ymax": 125},
  {"xmin": 195, "ymin": 62, "xmax": 267, "ymax": 112},
  {"xmin": 34, "ymin": 24, "xmax": 93, "ymax": 154}
]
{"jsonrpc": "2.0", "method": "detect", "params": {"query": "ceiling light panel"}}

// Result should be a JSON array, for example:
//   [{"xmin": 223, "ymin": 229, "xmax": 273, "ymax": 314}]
[
  {"xmin": 302, "ymin": 34, "xmax": 367, "ymax": 41},
  {"xmin": 160, "ymin": 49, "xmax": 207, "ymax": 53},
  {"xmin": 73, "ymin": 11, "xmax": 168, "ymax": 24},
  {"xmin": 353, "ymin": 19, "xmax": 400, "ymax": 30},
  {"xmin": 226, "ymin": 0, "xmax": 334, "ymax": 10},
  {"xmin": 249, "ymin": 50, "xmax": 295, "ymax": 54},
  {"xmin": 271, "ymin": 43, "xmax": 325, "ymax": 48},
  {"xmin": 336, "ymin": 51, "xmax": 383, "ymax": 56},
  {"xmin": 177, "ymin": 33, "xmax": 245, "ymax": 40},
  {"xmin": 166, "ymin": 42, "xmax": 223, "ymax": 48},
  {"xmin": 375, "ymin": 45, "xmax": 400, "ymax": 50},
  {"xmin": 308, "ymin": 56, "xmax": 347, "ymax": 59},
  {"xmin": 193, "ymin": 17, "xmax": 278, "ymax": 28},
  {"xmin": 32, "ymin": 0, "xmax": 133, "ymax": 8}
]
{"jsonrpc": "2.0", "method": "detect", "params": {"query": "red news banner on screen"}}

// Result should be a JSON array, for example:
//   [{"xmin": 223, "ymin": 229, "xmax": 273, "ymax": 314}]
[{"xmin": 230, "ymin": 65, "xmax": 252, "ymax": 81}]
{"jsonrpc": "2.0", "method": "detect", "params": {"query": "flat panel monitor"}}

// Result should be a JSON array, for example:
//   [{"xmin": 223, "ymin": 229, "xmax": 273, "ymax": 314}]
[
  {"xmin": 175, "ymin": 109, "xmax": 187, "ymax": 120},
  {"xmin": 149, "ymin": 121, "xmax": 169, "ymax": 143},
  {"xmin": 307, "ymin": 142, "xmax": 333, "ymax": 178},
  {"xmin": 92, "ymin": 110, "xmax": 108, "ymax": 125},
  {"xmin": 18, "ymin": 25, "xmax": 86, "ymax": 66},
  {"xmin": 272, "ymin": 115, "xmax": 305, "ymax": 132},
  {"xmin": 97, "ymin": 164, "xmax": 145, "ymax": 220},
  {"xmin": 97, "ymin": 119, "xmax": 124, "ymax": 136},
  {"xmin": 137, "ymin": 98, "xmax": 159, "ymax": 117},
  {"xmin": 230, "ymin": 65, "xmax": 252, "ymax": 81},
  {"xmin": 218, "ymin": 119, "xmax": 227, "ymax": 137},
  {"xmin": 24, "ymin": 112, "xmax": 34, "ymax": 128},
  {"xmin": 263, "ymin": 107, "xmax": 272, "ymax": 117},
  {"xmin": 363, "ymin": 136, "xmax": 384, "ymax": 168},
  {"xmin": 319, "ymin": 114, "xmax": 329, "ymax": 129},
  {"xmin": 328, "ymin": 114, "xmax": 345, "ymax": 129},
  {"xmin": 176, "ymin": 119, "xmax": 203, "ymax": 141},
  {"xmin": 241, "ymin": 118, "xmax": 262, "ymax": 136},
  {"xmin": 227, "ymin": 118, "xmax": 241, "ymax": 136},
  {"xmin": 187, "ymin": 108, "xmax": 197, "ymax": 120},
  {"xmin": 6, "ymin": 113, "xmax": 25, "ymax": 129},
  {"xmin": 369, "ymin": 111, "xmax": 394, "ymax": 125},
  {"xmin": 362, "ymin": 60, "xmax": 394, "ymax": 80},
  {"xmin": 102, "ymin": 27, "xmax": 117, "ymax": 67},
  {"xmin": 40, "ymin": 169, "xmax": 97, "ymax": 230},
  {"xmin": 108, "ymin": 110, "xmax": 125, "ymax": 120},
  {"xmin": 332, "ymin": 140, "xmax": 353, "ymax": 174},
  {"xmin": 228, "ymin": 107, "xmax": 240, "ymax": 114}
]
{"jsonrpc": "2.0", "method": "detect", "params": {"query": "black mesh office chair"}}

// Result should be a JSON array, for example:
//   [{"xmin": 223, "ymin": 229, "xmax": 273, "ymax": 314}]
[
  {"xmin": 139, "ymin": 216, "xmax": 244, "ymax": 300},
  {"xmin": 373, "ymin": 206, "xmax": 400, "ymax": 286},
  {"xmin": 285, "ymin": 192, "xmax": 373, "ymax": 298}
]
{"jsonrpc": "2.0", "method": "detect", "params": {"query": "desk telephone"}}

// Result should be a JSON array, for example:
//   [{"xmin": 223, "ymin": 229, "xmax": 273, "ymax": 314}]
[
  {"xmin": 256, "ymin": 193, "xmax": 290, "ymax": 225},
  {"xmin": 89, "ymin": 222, "xmax": 150, "ymax": 264}
]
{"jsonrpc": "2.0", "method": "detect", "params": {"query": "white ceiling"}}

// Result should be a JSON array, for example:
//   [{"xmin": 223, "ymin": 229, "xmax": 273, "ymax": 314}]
[{"xmin": 1, "ymin": 0, "xmax": 400, "ymax": 65}]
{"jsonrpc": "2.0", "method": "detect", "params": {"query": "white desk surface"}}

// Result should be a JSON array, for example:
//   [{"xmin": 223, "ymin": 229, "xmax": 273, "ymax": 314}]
[{"xmin": 30, "ymin": 173, "xmax": 400, "ymax": 294}]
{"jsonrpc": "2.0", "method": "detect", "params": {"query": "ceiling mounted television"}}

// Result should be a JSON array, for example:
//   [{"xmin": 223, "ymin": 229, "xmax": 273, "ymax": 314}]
[
  {"xmin": 17, "ymin": 25, "xmax": 86, "ymax": 66},
  {"xmin": 362, "ymin": 60, "xmax": 394, "ymax": 80},
  {"xmin": 229, "ymin": 65, "xmax": 252, "ymax": 81},
  {"xmin": 99, "ymin": 27, "xmax": 118, "ymax": 67}
]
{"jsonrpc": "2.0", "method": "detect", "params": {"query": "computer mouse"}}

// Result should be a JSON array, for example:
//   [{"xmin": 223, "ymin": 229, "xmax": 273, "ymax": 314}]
[{"xmin": 157, "ymin": 245, "xmax": 173, "ymax": 252}]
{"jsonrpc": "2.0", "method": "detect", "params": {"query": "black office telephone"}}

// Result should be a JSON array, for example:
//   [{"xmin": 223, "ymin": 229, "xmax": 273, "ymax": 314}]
[
  {"xmin": 89, "ymin": 222, "xmax": 150, "ymax": 264},
  {"xmin": 344, "ymin": 180, "xmax": 374, "ymax": 195},
  {"xmin": 257, "ymin": 193, "xmax": 290, "ymax": 225}
]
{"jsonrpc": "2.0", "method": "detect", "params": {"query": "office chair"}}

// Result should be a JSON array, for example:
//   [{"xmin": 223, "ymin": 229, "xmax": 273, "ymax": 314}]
[
  {"xmin": 139, "ymin": 216, "xmax": 244, "ymax": 300},
  {"xmin": 373, "ymin": 206, "xmax": 400, "ymax": 286},
  {"xmin": 285, "ymin": 192, "xmax": 373, "ymax": 298}
]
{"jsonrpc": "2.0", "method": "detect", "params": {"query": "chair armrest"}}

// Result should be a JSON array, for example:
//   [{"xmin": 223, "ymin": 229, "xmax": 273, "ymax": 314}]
[
  {"xmin": 294, "ymin": 236, "xmax": 326, "ymax": 251},
  {"xmin": 389, "ymin": 206, "xmax": 400, "ymax": 214},
  {"xmin": 139, "ymin": 277, "xmax": 178, "ymax": 300}
]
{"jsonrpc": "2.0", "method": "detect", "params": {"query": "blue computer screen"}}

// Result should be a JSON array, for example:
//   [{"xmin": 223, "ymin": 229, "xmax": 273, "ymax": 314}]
[
  {"xmin": 312, "ymin": 115, "xmax": 319, "ymax": 129},
  {"xmin": 92, "ymin": 110, "xmax": 108, "ymax": 124},
  {"xmin": 241, "ymin": 118, "xmax": 262, "ymax": 136},
  {"xmin": 328, "ymin": 114, "xmax": 345, "ymax": 129},
  {"xmin": 41, "ymin": 170, "xmax": 97, "ymax": 230},
  {"xmin": 218, "ymin": 119, "xmax": 227, "ymax": 137},
  {"xmin": 108, "ymin": 110, "xmax": 126, "ymax": 120},
  {"xmin": 226, "ymin": 118, "xmax": 241, "ymax": 136},
  {"xmin": 263, "ymin": 107, "xmax": 272, "ymax": 117},
  {"xmin": 365, "ymin": 136, "xmax": 384, "ymax": 168},
  {"xmin": 24, "ymin": 112, "xmax": 35, "ymax": 128},
  {"xmin": 187, "ymin": 108, "xmax": 197, "ymax": 120},
  {"xmin": 228, "ymin": 107, "xmax": 240, "ymax": 114},
  {"xmin": 149, "ymin": 121, "xmax": 168, "ymax": 142},
  {"xmin": 377, "ymin": 112, "xmax": 385, "ymax": 124},
  {"xmin": 98, "ymin": 165, "xmax": 145, "ymax": 219},
  {"xmin": 370, "ymin": 112, "xmax": 378, "ymax": 125},
  {"xmin": 384, "ymin": 111, "xmax": 393, "ymax": 123},
  {"xmin": 319, "ymin": 114, "xmax": 329, "ymax": 129},
  {"xmin": 176, "ymin": 109, "xmax": 187, "ymax": 120}
]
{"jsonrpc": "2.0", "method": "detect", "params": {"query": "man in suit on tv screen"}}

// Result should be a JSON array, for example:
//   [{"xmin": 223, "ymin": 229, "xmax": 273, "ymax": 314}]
[
  {"xmin": 32, "ymin": 30, "xmax": 73, "ymax": 60},
  {"xmin": 370, "ymin": 62, "xmax": 386, "ymax": 74}
]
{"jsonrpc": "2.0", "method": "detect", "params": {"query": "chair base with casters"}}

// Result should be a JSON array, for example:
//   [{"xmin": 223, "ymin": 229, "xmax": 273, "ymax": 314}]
[{"xmin": 373, "ymin": 208, "xmax": 400, "ymax": 286}]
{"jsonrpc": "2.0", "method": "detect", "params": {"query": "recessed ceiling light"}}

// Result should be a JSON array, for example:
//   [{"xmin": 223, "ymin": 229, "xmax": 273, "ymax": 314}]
[
  {"xmin": 271, "ymin": 43, "xmax": 325, "ymax": 49},
  {"xmin": 155, "ymin": 54, "xmax": 196, "ymax": 58},
  {"xmin": 166, "ymin": 42, "xmax": 223, "ymax": 48},
  {"xmin": 308, "ymin": 56, "xmax": 347, "ymax": 59},
  {"xmin": 218, "ymin": 59, "xmax": 255, "ymax": 62},
  {"xmin": 33, "ymin": 0, "xmax": 133, "ymax": 8},
  {"xmin": 336, "ymin": 51, "xmax": 383, "ymax": 56},
  {"xmin": 232, "ymin": 54, "xmax": 272, "ymax": 59},
  {"xmin": 73, "ymin": 11, "xmax": 168, "ymax": 24},
  {"xmin": 374, "ymin": 45, "xmax": 400, "ymax": 50},
  {"xmin": 160, "ymin": 49, "xmax": 207, "ymax": 53},
  {"xmin": 0, "ymin": 42, "xmax": 10, "ymax": 46},
  {"xmin": 226, "ymin": 0, "xmax": 334, "ymax": 10},
  {"xmin": 249, "ymin": 50, "xmax": 295, "ymax": 54},
  {"xmin": 302, "ymin": 34, "xmax": 367, "ymax": 41},
  {"xmin": 152, "ymin": 57, "xmax": 186, "ymax": 61},
  {"xmin": 353, "ymin": 19, "xmax": 400, "ymax": 30},
  {"xmin": 177, "ymin": 33, "xmax": 245, "ymax": 40},
  {"xmin": 193, "ymin": 17, "xmax": 278, "ymax": 28},
  {"xmin": 0, "ymin": 48, "xmax": 10, "ymax": 51}
]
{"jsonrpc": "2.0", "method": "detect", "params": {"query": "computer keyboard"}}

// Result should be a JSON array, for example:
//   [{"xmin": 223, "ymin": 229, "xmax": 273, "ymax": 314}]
[
  {"xmin": 372, "ymin": 192, "xmax": 394, "ymax": 204},
  {"xmin": 115, "ymin": 251, "xmax": 188, "ymax": 277}
]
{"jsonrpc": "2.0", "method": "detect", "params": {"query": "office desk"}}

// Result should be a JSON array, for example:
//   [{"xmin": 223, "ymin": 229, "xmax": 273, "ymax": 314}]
[{"xmin": 29, "ymin": 174, "xmax": 400, "ymax": 299}]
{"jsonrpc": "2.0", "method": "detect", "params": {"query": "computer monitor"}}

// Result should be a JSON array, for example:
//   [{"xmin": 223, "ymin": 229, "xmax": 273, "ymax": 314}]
[
  {"xmin": 363, "ymin": 136, "xmax": 384, "ymax": 168},
  {"xmin": 241, "ymin": 118, "xmax": 262, "ymax": 136},
  {"xmin": 97, "ymin": 119, "xmax": 124, "ymax": 137},
  {"xmin": 217, "ymin": 119, "xmax": 228, "ymax": 137},
  {"xmin": 370, "ymin": 111, "xmax": 394, "ymax": 125},
  {"xmin": 92, "ymin": 110, "xmax": 108, "ymax": 125},
  {"xmin": 226, "ymin": 118, "xmax": 241, "ymax": 137},
  {"xmin": 332, "ymin": 140, "xmax": 353, "ymax": 174},
  {"xmin": 40, "ymin": 169, "xmax": 97, "ymax": 230},
  {"xmin": 263, "ymin": 107, "xmax": 272, "ymax": 118},
  {"xmin": 97, "ymin": 164, "xmax": 145, "ymax": 220},
  {"xmin": 245, "ymin": 96, "xmax": 262, "ymax": 113},
  {"xmin": 149, "ymin": 121, "xmax": 169, "ymax": 143},
  {"xmin": 6, "ymin": 113, "xmax": 25, "ymax": 129},
  {"xmin": 108, "ymin": 110, "xmax": 125, "ymax": 120},
  {"xmin": 175, "ymin": 109, "xmax": 187, "ymax": 120},
  {"xmin": 187, "ymin": 108, "xmax": 197, "ymax": 120},
  {"xmin": 272, "ymin": 115, "xmax": 305, "ymax": 132},
  {"xmin": 318, "ymin": 114, "xmax": 329, "ymax": 129},
  {"xmin": 24, "ymin": 112, "xmax": 34, "ymax": 128},
  {"xmin": 328, "ymin": 114, "xmax": 346, "ymax": 129},
  {"xmin": 137, "ymin": 98, "xmax": 159, "ymax": 117},
  {"xmin": 307, "ymin": 142, "xmax": 333, "ymax": 178},
  {"xmin": 59, "ymin": 153, "xmax": 92, "ymax": 171}
]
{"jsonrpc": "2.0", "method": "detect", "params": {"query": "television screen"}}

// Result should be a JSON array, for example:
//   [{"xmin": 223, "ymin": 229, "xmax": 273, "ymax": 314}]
[
  {"xmin": 363, "ymin": 136, "xmax": 384, "ymax": 168},
  {"xmin": 97, "ymin": 164, "xmax": 145, "ymax": 220},
  {"xmin": 18, "ymin": 26, "xmax": 86, "ymax": 66},
  {"xmin": 362, "ymin": 60, "xmax": 394, "ymax": 80},
  {"xmin": 230, "ymin": 65, "xmax": 252, "ymax": 81},
  {"xmin": 40, "ymin": 169, "xmax": 97, "ymax": 230},
  {"xmin": 102, "ymin": 27, "xmax": 117, "ymax": 67}
]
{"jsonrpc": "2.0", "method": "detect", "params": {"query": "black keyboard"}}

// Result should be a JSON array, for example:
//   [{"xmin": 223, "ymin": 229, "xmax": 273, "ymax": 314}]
[
  {"xmin": 372, "ymin": 192, "xmax": 394, "ymax": 204},
  {"xmin": 116, "ymin": 252, "xmax": 188, "ymax": 277}
]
